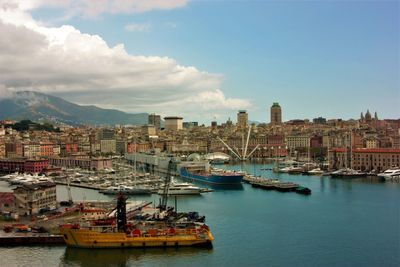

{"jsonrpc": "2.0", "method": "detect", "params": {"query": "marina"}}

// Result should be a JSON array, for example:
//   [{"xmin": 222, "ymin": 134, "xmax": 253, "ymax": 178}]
[{"xmin": 0, "ymin": 162, "xmax": 399, "ymax": 266}]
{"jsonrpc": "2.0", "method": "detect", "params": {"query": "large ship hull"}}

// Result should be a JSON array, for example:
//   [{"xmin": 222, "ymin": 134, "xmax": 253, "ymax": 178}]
[
  {"xmin": 179, "ymin": 168, "xmax": 243, "ymax": 185},
  {"xmin": 60, "ymin": 227, "xmax": 214, "ymax": 248}
]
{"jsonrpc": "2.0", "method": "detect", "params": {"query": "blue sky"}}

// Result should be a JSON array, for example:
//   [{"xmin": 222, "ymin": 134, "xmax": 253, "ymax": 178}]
[{"xmin": 2, "ymin": 0, "xmax": 399, "ymax": 123}]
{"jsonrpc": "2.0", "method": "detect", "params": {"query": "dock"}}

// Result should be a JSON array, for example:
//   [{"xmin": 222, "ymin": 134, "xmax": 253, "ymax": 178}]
[
  {"xmin": 0, "ymin": 233, "xmax": 65, "ymax": 246},
  {"xmin": 244, "ymin": 175, "xmax": 311, "ymax": 195}
]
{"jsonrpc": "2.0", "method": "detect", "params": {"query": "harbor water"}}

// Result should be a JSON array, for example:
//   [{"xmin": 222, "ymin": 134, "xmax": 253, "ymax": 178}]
[{"xmin": 0, "ymin": 163, "xmax": 399, "ymax": 267}]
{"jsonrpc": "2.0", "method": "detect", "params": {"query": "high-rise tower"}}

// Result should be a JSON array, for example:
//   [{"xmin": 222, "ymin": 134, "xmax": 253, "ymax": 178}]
[
  {"xmin": 148, "ymin": 114, "xmax": 161, "ymax": 130},
  {"xmin": 237, "ymin": 110, "xmax": 248, "ymax": 129},
  {"xmin": 270, "ymin": 102, "xmax": 282, "ymax": 125}
]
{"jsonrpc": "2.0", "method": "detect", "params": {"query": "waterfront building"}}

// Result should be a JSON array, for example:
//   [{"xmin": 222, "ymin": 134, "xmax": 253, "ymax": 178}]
[
  {"xmin": 0, "ymin": 159, "xmax": 49, "ymax": 173},
  {"xmin": 164, "ymin": 116, "xmax": 183, "ymax": 131},
  {"xmin": 49, "ymin": 157, "xmax": 112, "ymax": 170},
  {"xmin": 148, "ymin": 114, "xmax": 161, "ymax": 130},
  {"xmin": 13, "ymin": 182, "xmax": 57, "ymax": 215},
  {"xmin": 286, "ymin": 135, "xmax": 310, "ymax": 158},
  {"xmin": 286, "ymin": 135, "xmax": 310, "ymax": 150},
  {"xmin": 270, "ymin": 103, "xmax": 282, "ymax": 125},
  {"xmin": 329, "ymin": 148, "xmax": 400, "ymax": 172}
]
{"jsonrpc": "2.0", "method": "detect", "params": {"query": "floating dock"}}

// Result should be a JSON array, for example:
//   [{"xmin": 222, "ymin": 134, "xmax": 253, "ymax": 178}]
[
  {"xmin": 244, "ymin": 175, "xmax": 311, "ymax": 195},
  {"xmin": 0, "ymin": 233, "xmax": 65, "ymax": 246}
]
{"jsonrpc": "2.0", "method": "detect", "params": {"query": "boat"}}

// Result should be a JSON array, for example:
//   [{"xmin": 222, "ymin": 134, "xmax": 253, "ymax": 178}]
[
  {"xmin": 274, "ymin": 182, "xmax": 299, "ymax": 192},
  {"xmin": 330, "ymin": 168, "xmax": 367, "ymax": 178},
  {"xmin": 179, "ymin": 167, "xmax": 243, "ymax": 185},
  {"xmin": 287, "ymin": 166, "xmax": 304, "ymax": 174},
  {"xmin": 295, "ymin": 186, "xmax": 312, "ymax": 195},
  {"xmin": 100, "ymin": 185, "xmax": 151, "ymax": 195},
  {"xmin": 157, "ymin": 182, "xmax": 202, "ymax": 195},
  {"xmin": 59, "ymin": 193, "xmax": 214, "ymax": 248},
  {"xmin": 377, "ymin": 167, "xmax": 400, "ymax": 181},
  {"xmin": 307, "ymin": 168, "xmax": 325, "ymax": 175}
]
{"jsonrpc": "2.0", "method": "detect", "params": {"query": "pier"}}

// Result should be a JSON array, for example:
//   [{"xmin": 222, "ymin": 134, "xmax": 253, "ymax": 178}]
[{"xmin": 243, "ymin": 175, "xmax": 311, "ymax": 195}]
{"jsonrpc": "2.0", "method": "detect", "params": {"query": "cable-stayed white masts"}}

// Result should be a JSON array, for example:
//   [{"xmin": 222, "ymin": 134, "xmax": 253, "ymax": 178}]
[
  {"xmin": 243, "ymin": 126, "xmax": 251, "ymax": 159},
  {"xmin": 217, "ymin": 137, "xmax": 242, "ymax": 160},
  {"xmin": 218, "ymin": 127, "xmax": 259, "ymax": 161}
]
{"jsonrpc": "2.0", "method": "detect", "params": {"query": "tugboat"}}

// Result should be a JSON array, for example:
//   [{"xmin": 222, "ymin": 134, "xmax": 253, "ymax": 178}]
[{"xmin": 59, "ymin": 160, "xmax": 214, "ymax": 248}]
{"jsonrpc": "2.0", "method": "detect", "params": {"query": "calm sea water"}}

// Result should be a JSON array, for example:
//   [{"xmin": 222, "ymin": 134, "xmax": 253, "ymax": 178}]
[{"xmin": 0, "ymin": 163, "xmax": 399, "ymax": 267}]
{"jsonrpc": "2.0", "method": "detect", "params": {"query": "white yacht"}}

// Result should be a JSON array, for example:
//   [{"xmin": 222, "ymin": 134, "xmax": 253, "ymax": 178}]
[
  {"xmin": 377, "ymin": 168, "xmax": 400, "ymax": 180},
  {"xmin": 307, "ymin": 168, "xmax": 325, "ymax": 175},
  {"xmin": 100, "ymin": 185, "xmax": 151, "ymax": 195},
  {"xmin": 158, "ymin": 182, "xmax": 202, "ymax": 195}
]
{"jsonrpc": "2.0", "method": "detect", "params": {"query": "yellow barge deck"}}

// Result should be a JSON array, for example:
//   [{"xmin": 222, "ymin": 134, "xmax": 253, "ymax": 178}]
[{"xmin": 60, "ymin": 226, "xmax": 214, "ymax": 248}]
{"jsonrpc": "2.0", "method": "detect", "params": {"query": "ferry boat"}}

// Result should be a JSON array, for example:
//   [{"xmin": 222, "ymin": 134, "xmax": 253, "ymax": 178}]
[
  {"xmin": 179, "ymin": 167, "xmax": 243, "ymax": 185},
  {"xmin": 59, "ymin": 194, "xmax": 214, "ymax": 248}
]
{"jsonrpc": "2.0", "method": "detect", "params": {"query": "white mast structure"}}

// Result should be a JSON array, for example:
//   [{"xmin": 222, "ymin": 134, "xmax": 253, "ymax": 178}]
[{"xmin": 218, "ymin": 127, "xmax": 260, "ymax": 161}]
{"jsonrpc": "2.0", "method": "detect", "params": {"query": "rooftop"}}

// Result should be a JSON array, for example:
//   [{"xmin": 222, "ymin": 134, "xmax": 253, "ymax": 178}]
[{"xmin": 164, "ymin": 116, "xmax": 183, "ymax": 120}]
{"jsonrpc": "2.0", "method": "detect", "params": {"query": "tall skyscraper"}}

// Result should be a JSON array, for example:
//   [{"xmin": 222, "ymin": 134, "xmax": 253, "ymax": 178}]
[
  {"xmin": 148, "ymin": 114, "xmax": 161, "ymax": 130},
  {"xmin": 270, "ymin": 102, "xmax": 282, "ymax": 125},
  {"xmin": 237, "ymin": 110, "xmax": 248, "ymax": 129}
]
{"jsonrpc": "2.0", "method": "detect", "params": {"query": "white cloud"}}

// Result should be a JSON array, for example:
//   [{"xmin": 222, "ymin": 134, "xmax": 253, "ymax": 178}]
[
  {"xmin": 0, "ymin": 1, "xmax": 250, "ymax": 121},
  {"xmin": 125, "ymin": 23, "xmax": 151, "ymax": 32}
]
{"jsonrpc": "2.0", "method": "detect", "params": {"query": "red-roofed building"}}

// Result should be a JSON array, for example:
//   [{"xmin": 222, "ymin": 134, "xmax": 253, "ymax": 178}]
[
  {"xmin": 0, "ymin": 192, "xmax": 16, "ymax": 213},
  {"xmin": 329, "ymin": 148, "xmax": 400, "ymax": 172},
  {"xmin": 0, "ymin": 159, "xmax": 49, "ymax": 173}
]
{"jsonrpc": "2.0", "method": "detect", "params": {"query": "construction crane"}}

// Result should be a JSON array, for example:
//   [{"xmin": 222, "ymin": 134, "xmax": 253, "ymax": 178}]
[
  {"xmin": 160, "ymin": 158, "xmax": 175, "ymax": 211},
  {"xmin": 60, "ymin": 176, "xmax": 73, "ymax": 206}
]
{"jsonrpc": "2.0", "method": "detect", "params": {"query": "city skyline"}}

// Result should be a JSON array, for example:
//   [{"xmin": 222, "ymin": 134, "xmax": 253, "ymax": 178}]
[{"xmin": 0, "ymin": 0, "xmax": 398, "ymax": 124}]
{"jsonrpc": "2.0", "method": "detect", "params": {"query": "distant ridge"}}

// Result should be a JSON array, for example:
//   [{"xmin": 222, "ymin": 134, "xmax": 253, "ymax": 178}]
[{"xmin": 0, "ymin": 91, "xmax": 148, "ymax": 126}]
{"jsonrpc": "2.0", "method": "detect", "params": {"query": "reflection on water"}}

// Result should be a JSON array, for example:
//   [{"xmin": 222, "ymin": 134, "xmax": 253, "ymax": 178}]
[
  {"xmin": 61, "ymin": 246, "xmax": 213, "ymax": 267},
  {"xmin": 206, "ymin": 183, "xmax": 244, "ymax": 191}
]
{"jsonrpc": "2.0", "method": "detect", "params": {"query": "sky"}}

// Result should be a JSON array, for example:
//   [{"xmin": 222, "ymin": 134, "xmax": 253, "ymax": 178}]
[{"xmin": 0, "ymin": 0, "xmax": 399, "ymax": 124}]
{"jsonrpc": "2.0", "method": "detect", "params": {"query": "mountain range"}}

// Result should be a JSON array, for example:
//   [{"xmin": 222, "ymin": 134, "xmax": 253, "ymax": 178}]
[{"xmin": 0, "ymin": 91, "xmax": 148, "ymax": 126}]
